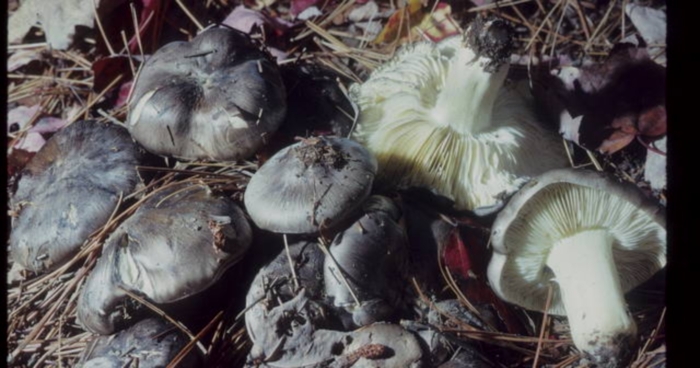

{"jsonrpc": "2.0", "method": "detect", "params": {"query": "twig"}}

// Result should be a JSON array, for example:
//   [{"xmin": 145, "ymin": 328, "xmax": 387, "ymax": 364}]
[
  {"xmin": 93, "ymin": 0, "xmax": 115, "ymax": 55},
  {"xmin": 166, "ymin": 311, "xmax": 223, "ymax": 368},
  {"xmin": 175, "ymin": 0, "xmax": 204, "ymax": 31},
  {"xmin": 283, "ymin": 234, "xmax": 301, "ymax": 291},
  {"xmin": 532, "ymin": 284, "xmax": 554, "ymax": 367},
  {"xmin": 119, "ymin": 288, "xmax": 208, "ymax": 355},
  {"xmin": 315, "ymin": 239, "xmax": 361, "ymax": 307}
]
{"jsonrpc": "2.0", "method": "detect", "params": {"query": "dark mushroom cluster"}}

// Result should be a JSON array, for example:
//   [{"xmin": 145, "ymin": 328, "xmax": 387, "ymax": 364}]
[{"xmin": 7, "ymin": 12, "xmax": 666, "ymax": 368}]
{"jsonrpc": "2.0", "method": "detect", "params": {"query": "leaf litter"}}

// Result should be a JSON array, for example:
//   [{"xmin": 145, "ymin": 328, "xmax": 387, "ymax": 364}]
[{"xmin": 7, "ymin": 0, "xmax": 667, "ymax": 367}]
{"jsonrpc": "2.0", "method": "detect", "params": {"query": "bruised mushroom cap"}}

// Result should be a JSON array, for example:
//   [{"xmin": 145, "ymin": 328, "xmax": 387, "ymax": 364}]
[
  {"xmin": 244, "ymin": 136, "xmax": 377, "ymax": 234},
  {"xmin": 324, "ymin": 196, "xmax": 408, "ymax": 328},
  {"xmin": 128, "ymin": 25, "xmax": 286, "ymax": 161},
  {"xmin": 10, "ymin": 120, "xmax": 143, "ymax": 273},
  {"xmin": 350, "ymin": 16, "xmax": 566, "ymax": 214},
  {"xmin": 245, "ymin": 240, "xmax": 328, "ymax": 354},
  {"xmin": 78, "ymin": 318, "xmax": 199, "ymax": 368},
  {"xmin": 78, "ymin": 183, "xmax": 252, "ymax": 335},
  {"xmin": 487, "ymin": 168, "xmax": 665, "ymax": 364}
]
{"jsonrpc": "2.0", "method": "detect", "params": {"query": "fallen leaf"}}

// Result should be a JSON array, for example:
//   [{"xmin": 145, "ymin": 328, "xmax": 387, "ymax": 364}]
[
  {"xmin": 291, "ymin": 0, "xmax": 320, "ymax": 18},
  {"xmin": 625, "ymin": 4, "xmax": 666, "ymax": 65},
  {"xmin": 348, "ymin": 0, "xmax": 380, "ymax": 23},
  {"xmin": 532, "ymin": 41, "xmax": 665, "ymax": 154},
  {"xmin": 411, "ymin": 2, "xmax": 460, "ymax": 42},
  {"xmin": 92, "ymin": 55, "xmax": 136, "ymax": 93},
  {"xmin": 8, "ymin": 49, "xmax": 45, "ymax": 72},
  {"xmin": 8, "ymin": 149, "xmax": 35, "ymax": 178},
  {"xmin": 296, "ymin": 6, "xmax": 323, "ymax": 21},
  {"xmin": 442, "ymin": 227, "xmax": 472, "ymax": 280},
  {"xmin": 115, "ymin": 81, "xmax": 134, "ymax": 108},
  {"xmin": 244, "ymin": 0, "xmax": 277, "ymax": 11},
  {"xmin": 644, "ymin": 136, "xmax": 666, "ymax": 191},
  {"xmin": 373, "ymin": 0, "xmax": 426, "ymax": 44},
  {"xmin": 598, "ymin": 120, "xmax": 636, "ymax": 155},
  {"xmin": 221, "ymin": 5, "xmax": 293, "ymax": 60},
  {"xmin": 14, "ymin": 133, "xmax": 47, "ymax": 153},
  {"xmin": 638, "ymin": 105, "xmax": 667, "ymax": 138},
  {"xmin": 225, "ymin": 6, "xmax": 293, "ymax": 35},
  {"xmin": 8, "ymin": 0, "xmax": 126, "ymax": 49},
  {"xmin": 8, "ymin": 105, "xmax": 41, "ymax": 132}
]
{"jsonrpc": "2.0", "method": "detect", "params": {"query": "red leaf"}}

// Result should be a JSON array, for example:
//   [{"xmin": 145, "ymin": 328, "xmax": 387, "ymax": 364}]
[
  {"xmin": 92, "ymin": 55, "xmax": 134, "ymax": 93},
  {"xmin": 442, "ymin": 227, "xmax": 472, "ymax": 279},
  {"xmin": 638, "ymin": 105, "xmax": 667, "ymax": 138}
]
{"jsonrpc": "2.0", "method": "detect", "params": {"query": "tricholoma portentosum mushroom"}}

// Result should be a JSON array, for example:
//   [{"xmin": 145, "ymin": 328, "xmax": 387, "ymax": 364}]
[
  {"xmin": 487, "ymin": 168, "xmax": 666, "ymax": 366},
  {"xmin": 10, "ymin": 120, "xmax": 143, "ymax": 273},
  {"xmin": 244, "ymin": 136, "xmax": 377, "ymax": 234},
  {"xmin": 78, "ymin": 183, "xmax": 252, "ymax": 335},
  {"xmin": 324, "ymin": 196, "xmax": 409, "ymax": 328},
  {"xmin": 245, "ymin": 241, "xmax": 423, "ymax": 368},
  {"xmin": 78, "ymin": 318, "xmax": 200, "ymax": 368},
  {"xmin": 128, "ymin": 25, "xmax": 286, "ymax": 161},
  {"xmin": 350, "ymin": 16, "xmax": 567, "ymax": 214}
]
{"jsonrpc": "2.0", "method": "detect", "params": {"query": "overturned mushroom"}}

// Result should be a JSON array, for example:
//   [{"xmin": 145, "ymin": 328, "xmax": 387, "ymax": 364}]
[
  {"xmin": 10, "ymin": 120, "xmax": 143, "ymax": 273},
  {"xmin": 128, "ymin": 25, "xmax": 286, "ymax": 161},
  {"xmin": 78, "ymin": 318, "xmax": 200, "ymax": 368},
  {"xmin": 324, "ymin": 196, "xmax": 408, "ymax": 328},
  {"xmin": 244, "ymin": 136, "xmax": 377, "ymax": 234},
  {"xmin": 78, "ymin": 183, "xmax": 252, "ymax": 335},
  {"xmin": 487, "ymin": 168, "xmax": 666, "ymax": 366},
  {"xmin": 350, "ymin": 16, "xmax": 566, "ymax": 214}
]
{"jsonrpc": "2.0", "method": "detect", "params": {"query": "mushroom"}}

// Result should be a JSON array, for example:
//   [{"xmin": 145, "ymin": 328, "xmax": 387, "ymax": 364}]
[
  {"xmin": 78, "ymin": 318, "xmax": 200, "ymax": 368},
  {"xmin": 350, "ymin": 16, "xmax": 567, "ymax": 214},
  {"xmin": 244, "ymin": 136, "xmax": 377, "ymax": 234},
  {"xmin": 487, "ymin": 168, "xmax": 666, "ymax": 366},
  {"xmin": 245, "ymin": 240, "xmax": 330, "ymax": 360},
  {"xmin": 324, "ymin": 196, "xmax": 408, "ymax": 328},
  {"xmin": 78, "ymin": 183, "xmax": 252, "ymax": 335},
  {"xmin": 128, "ymin": 25, "xmax": 286, "ymax": 161},
  {"xmin": 10, "ymin": 120, "xmax": 143, "ymax": 273}
]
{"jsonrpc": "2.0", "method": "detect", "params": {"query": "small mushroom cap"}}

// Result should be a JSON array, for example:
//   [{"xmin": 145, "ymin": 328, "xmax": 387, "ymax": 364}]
[
  {"xmin": 324, "ymin": 196, "xmax": 408, "ymax": 327},
  {"xmin": 244, "ymin": 136, "xmax": 377, "ymax": 234},
  {"xmin": 487, "ymin": 168, "xmax": 666, "ymax": 314},
  {"xmin": 245, "ymin": 240, "xmax": 327, "ymax": 351},
  {"xmin": 10, "ymin": 120, "xmax": 143, "ymax": 273},
  {"xmin": 128, "ymin": 25, "xmax": 286, "ymax": 161},
  {"xmin": 78, "ymin": 318, "xmax": 199, "ymax": 368},
  {"xmin": 78, "ymin": 183, "xmax": 252, "ymax": 334}
]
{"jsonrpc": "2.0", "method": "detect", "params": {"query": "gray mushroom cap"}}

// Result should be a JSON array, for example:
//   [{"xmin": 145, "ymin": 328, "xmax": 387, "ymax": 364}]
[
  {"xmin": 323, "ymin": 196, "xmax": 408, "ymax": 328},
  {"xmin": 128, "ymin": 25, "xmax": 286, "ymax": 161},
  {"xmin": 244, "ymin": 136, "xmax": 377, "ymax": 234},
  {"xmin": 10, "ymin": 120, "xmax": 143, "ymax": 273},
  {"xmin": 78, "ymin": 318, "xmax": 199, "ymax": 368},
  {"xmin": 78, "ymin": 183, "xmax": 252, "ymax": 335}
]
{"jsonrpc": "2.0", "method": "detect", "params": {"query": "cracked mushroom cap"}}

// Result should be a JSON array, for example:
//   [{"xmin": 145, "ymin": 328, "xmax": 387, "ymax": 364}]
[
  {"xmin": 244, "ymin": 136, "xmax": 377, "ymax": 234},
  {"xmin": 78, "ymin": 183, "xmax": 252, "ymax": 335},
  {"xmin": 10, "ymin": 120, "xmax": 143, "ymax": 273},
  {"xmin": 350, "ymin": 16, "xmax": 566, "ymax": 214},
  {"xmin": 78, "ymin": 318, "xmax": 200, "ymax": 368},
  {"xmin": 324, "ymin": 196, "xmax": 408, "ymax": 328},
  {"xmin": 487, "ymin": 168, "xmax": 666, "ymax": 365},
  {"xmin": 128, "ymin": 25, "xmax": 286, "ymax": 161}
]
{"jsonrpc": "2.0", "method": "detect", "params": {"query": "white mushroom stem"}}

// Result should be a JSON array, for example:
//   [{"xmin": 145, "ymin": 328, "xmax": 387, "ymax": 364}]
[
  {"xmin": 431, "ymin": 48, "xmax": 509, "ymax": 135},
  {"xmin": 546, "ymin": 229, "xmax": 637, "ymax": 358}
]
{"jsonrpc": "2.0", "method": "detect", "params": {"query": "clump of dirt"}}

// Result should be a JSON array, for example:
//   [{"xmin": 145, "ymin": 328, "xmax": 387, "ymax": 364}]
[{"xmin": 293, "ymin": 137, "xmax": 350, "ymax": 171}]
